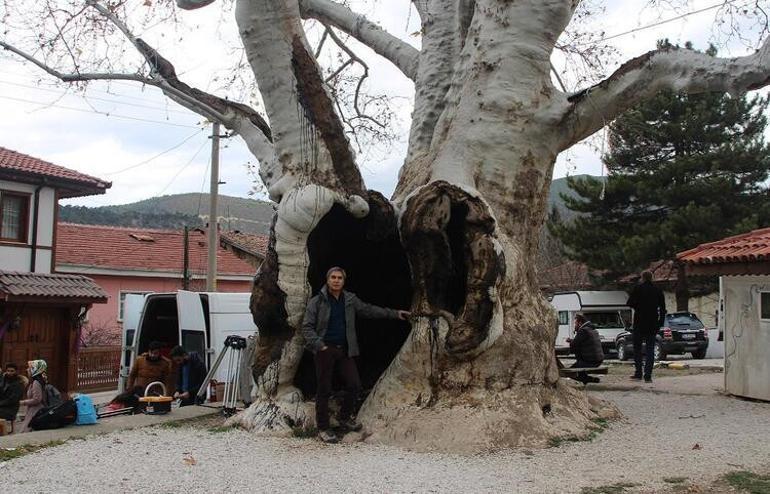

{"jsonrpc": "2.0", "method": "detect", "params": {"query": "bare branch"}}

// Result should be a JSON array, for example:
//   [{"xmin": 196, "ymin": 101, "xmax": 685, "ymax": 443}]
[
  {"xmin": 557, "ymin": 40, "xmax": 770, "ymax": 148},
  {"xmin": 0, "ymin": 40, "xmax": 152, "ymax": 84},
  {"xmin": 299, "ymin": 0, "xmax": 419, "ymax": 80}
]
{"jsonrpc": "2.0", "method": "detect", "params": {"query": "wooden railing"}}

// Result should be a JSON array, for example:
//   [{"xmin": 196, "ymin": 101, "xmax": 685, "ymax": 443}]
[{"xmin": 76, "ymin": 346, "xmax": 121, "ymax": 392}]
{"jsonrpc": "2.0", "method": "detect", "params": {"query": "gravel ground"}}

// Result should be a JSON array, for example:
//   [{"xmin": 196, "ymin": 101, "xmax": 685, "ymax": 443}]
[{"xmin": 1, "ymin": 376, "xmax": 768, "ymax": 493}]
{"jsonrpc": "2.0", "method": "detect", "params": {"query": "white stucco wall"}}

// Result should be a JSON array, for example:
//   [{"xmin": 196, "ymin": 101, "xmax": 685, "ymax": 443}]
[
  {"xmin": 720, "ymin": 275, "xmax": 770, "ymax": 401},
  {"xmin": 0, "ymin": 180, "xmax": 56, "ymax": 273}
]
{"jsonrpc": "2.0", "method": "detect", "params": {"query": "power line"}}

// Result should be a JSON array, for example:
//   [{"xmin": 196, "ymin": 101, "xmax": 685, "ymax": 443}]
[
  {"xmin": 0, "ymin": 94, "xmax": 201, "ymax": 128},
  {"xmin": 156, "ymin": 138, "xmax": 209, "ymax": 196},
  {"xmin": 0, "ymin": 78, "xmax": 194, "ymax": 116},
  {"xmin": 576, "ymin": 0, "xmax": 743, "ymax": 47},
  {"xmin": 103, "ymin": 129, "xmax": 206, "ymax": 176}
]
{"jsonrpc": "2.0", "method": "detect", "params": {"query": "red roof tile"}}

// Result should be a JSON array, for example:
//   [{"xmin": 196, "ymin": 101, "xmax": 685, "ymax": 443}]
[
  {"xmin": 678, "ymin": 227, "xmax": 770, "ymax": 265},
  {"xmin": 0, "ymin": 271, "xmax": 107, "ymax": 302},
  {"xmin": 0, "ymin": 146, "xmax": 110, "ymax": 198},
  {"xmin": 56, "ymin": 224, "xmax": 255, "ymax": 276},
  {"xmin": 220, "ymin": 231, "xmax": 269, "ymax": 259}
]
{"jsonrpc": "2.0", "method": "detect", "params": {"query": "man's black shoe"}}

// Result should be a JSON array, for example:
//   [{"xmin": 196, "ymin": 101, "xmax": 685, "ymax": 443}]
[
  {"xmin": 338, "ymin": 418, "xmax": 363, "ymax": 432},
  {"xmin": 588, "ymin": 376, "xmax": 601, "ymax": 384},
  {"xmin": 630, "ymin": 375, "xmax": 642, "ymax": 380},
  {"xmin": 644, "ymin": 377, "xmax": 653, "ymax": 383},
  {"xmin": 318, "ymin": 429, "xmax": 339, "ymax": 443}
]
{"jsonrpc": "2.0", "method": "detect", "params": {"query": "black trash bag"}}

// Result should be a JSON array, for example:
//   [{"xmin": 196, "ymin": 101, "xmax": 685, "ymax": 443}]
[{"xmin": 29, "ymin": 399, "xmax": 78, "ymax": 430}]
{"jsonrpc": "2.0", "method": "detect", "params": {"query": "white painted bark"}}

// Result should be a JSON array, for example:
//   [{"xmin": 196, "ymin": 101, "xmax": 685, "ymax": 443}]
[{"xmin": 299, "ymin": 0, "xmax": 419, "ymax": 80}]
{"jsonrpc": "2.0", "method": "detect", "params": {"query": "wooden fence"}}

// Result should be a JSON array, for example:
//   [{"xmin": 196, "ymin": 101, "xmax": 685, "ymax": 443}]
[{"xmin": 76, "ymin": 346, "xmax": 121, "ymax": 392}]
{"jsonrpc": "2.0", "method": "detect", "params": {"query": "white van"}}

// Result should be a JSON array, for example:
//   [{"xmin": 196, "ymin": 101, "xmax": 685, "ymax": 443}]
[
  {"xmin": 119, "ymin": 290, "xmax": 257, "ymax": 393},
  {"xmin": 549, "ymin": 291, "xmax": 632, "ymax": 355}
]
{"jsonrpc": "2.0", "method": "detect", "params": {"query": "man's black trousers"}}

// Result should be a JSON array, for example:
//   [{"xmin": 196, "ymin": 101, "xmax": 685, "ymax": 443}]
[
  {"xmin": 633, "ymin": 331, "xmax": 657, "ymax": 378},
  {"xmin": 314, "ymin": 345, "xmax": 362, "ymax": 430}
]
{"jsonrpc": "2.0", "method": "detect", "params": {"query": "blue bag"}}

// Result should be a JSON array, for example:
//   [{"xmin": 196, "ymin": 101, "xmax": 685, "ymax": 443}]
[{"xmin": 74, "ymin": 394, "xmax": 98, "ymax": 425}]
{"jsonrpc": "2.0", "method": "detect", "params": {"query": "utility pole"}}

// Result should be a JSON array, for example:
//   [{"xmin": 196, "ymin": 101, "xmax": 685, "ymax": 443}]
[
  {"xmin": 206, "ymin": 122, "xmax": 220, "ymax": 292},
  {"xmin": 183, "ymin": 225, "xmax": 190, "ymax": 290}
]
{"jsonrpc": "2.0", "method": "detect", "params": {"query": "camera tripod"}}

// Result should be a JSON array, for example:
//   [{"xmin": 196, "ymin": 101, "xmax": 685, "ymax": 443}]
[{"xmin": 195, "ymin": 335, "xmax": 248, "ymax": 416}]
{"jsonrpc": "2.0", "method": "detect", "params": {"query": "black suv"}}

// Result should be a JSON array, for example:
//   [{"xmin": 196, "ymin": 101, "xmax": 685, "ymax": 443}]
[{"xmin": 615, "ymin": 312, "xmax": 709, "ymax": 361}]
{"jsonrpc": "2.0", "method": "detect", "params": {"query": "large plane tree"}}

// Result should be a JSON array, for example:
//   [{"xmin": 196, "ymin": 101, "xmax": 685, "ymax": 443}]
[{"xmin": 4, "ymin": 0, "xmax": 770, "ymax": 451}]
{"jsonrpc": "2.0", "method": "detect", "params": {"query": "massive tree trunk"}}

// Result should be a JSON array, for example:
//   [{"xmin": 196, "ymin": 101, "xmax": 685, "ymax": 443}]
[
  {"xmin": 14, "ymin": 0, "xmax": 767, "ymax": 452},
  {"xmin": 226, "ymin": 0, "xmax": 614, "ymax": 451}
]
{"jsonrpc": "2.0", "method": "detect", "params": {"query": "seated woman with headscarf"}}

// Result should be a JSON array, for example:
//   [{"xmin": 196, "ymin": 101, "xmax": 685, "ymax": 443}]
[{"xmin": 18, "ymin": 359, "xmax": 47, "ymax": 433}]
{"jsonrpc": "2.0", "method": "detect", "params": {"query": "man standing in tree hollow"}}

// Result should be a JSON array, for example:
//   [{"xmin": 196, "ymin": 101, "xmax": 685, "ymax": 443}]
[
  {"xmin": 627, "ymin": 270, "xmax": 667, "ymax": 383},
  {"xmin": 301, "ymin": 267, "xmax": 410, "ymax": 444}
]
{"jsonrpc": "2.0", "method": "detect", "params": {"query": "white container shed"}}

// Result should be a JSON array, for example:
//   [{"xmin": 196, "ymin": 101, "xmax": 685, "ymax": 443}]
[{"xmin": 679, "ymin": 227, "xmax": 770, "ymax": 401}]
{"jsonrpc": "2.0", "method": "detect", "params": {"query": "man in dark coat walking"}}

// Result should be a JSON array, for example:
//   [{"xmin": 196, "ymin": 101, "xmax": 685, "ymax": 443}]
[
  {"xmin": 568, "ymin": 314, "xmax": 604, "ymax": 384},
  {"xmin": 627, "ymin": 270, "xmax": 667, "ymax": 382},
  {"xmin": 302, "ymin": 266, "xmax": 410, "ymax": 444}
]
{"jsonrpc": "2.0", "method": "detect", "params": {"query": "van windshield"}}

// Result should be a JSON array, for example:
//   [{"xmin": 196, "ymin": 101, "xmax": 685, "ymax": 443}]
[{"xmin": 584, "ymin": 311, "xmax": 625, "ymax": 329}]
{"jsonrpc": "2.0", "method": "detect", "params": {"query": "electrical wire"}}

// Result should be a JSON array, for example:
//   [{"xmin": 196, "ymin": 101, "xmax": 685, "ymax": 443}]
[
  {"xmin": 103, "ymin": 129, "xmax": 206, "ymax": 176},
  {"xmin": 156, "ymin": 138, "xmax": 210, "ymax": 196},
  {"xmin": 0, "ymin": 78, "xmax": 194, "ymax": 116},
  {"xmin": 576, "ymin": 0, "xmax": 744, "ymax": 47},
  {"xmin": 0, "ymin": 94, "xmax": 200, "ymax": 128}
]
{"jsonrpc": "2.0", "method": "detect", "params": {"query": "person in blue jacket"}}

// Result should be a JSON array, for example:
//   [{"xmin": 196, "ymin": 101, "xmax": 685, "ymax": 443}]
[{"xmin": 170, "ymin": 346, "xmax": 207, "ymax": 406}]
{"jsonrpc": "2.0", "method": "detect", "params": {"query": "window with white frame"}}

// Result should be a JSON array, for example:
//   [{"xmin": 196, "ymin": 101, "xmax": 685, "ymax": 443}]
[
  {"xmin": 118, "ymin": 291, "xmax": 151, "ymax": 322},
  {"xmin": 761, "ymin": 292, "xmax": 770, "ymax": 320}
]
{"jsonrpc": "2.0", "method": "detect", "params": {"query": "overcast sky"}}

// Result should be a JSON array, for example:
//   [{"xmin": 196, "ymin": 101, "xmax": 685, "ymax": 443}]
[{"xmin": 0, "ymin": 0, "xmax": 765, "ymax": 207}]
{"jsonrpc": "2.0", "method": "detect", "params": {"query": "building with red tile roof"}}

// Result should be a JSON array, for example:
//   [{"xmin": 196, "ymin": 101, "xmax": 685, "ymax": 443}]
[
  {"xmin": 55, "ymin": 223, "xmax": 256, "ymax": 347},
  {"xmin": 1, "ymin": 146, "xmax": 110, "ymax": 392},
  {"xmin": 677, "ymin": 227, "xmax": 770, "ymax": 401},
  {"xmin": 678, "ymin": 227, "xmax": 770, "ymax": 274},
  {"xmin": 220, "ymin": 230, "xmax": 269, "ymax": 268},
  {"xmin": 0, "ymin": 146, "xmax": 110, "ymax": 198}
]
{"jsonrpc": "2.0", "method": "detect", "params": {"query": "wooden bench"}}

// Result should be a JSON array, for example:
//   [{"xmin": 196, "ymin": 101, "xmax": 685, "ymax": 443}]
[{"xmin": 558, "ymin": 366, "xmax": 609, "ymax": 378}]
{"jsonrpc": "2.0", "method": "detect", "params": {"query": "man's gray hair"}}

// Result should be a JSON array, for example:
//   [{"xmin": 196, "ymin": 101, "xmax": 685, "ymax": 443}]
[
  {"xmin": 641, "ymin": 270, "xmax": 653, "ymax": 282},
  {"xmin": 326, "ymin": 266, "xmax": 347, "ymax": 279}
]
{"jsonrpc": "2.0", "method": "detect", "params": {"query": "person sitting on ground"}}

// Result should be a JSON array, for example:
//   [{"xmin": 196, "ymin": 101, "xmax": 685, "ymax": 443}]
[
  {"xmin": 126, "ymin": 341, "xmax": 172, "ymax": 395},
  {"xmin": 568, "ymin": 314, "xmax": 604, "ymax": 385},
  {"xmin": 170, "ymin": 346, "xmax": 207, "ymax": 406},
  {"xmin": 0, "ymin": 363, "xmax": 25, "ymax": 426},
  {"xmin": 18, "ymin": 360, "xmax": 48, "ymax": 433}
]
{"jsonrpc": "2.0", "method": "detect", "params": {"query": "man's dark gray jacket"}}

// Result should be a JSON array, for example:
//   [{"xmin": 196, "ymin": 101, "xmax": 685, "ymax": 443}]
[{"xmin": 301, "ymin": 286, "xmax": 400, "ymax": 357}]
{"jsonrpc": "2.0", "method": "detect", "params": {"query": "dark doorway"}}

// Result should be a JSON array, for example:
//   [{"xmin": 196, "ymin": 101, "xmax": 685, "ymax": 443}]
[{"xmin": 294, "ymin": 202, "xmax": 413, "ymax": 401}]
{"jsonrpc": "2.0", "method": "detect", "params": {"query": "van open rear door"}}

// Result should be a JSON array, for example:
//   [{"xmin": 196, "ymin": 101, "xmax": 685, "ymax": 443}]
[
  {"xmin": 176, "ymin": 290, "xmax": 209, "ymax": 366},
  {"xmin": 119, "ymin": 294, "xmax": 147, "ymax": 392}
]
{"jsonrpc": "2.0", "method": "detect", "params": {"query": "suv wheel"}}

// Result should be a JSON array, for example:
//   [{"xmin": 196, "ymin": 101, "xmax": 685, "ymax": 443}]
[
  {"xmin": 692, "ymin": 349, "xmax": 707, "ymax": 359},
  {"xmin": 616, "ymin": 341, "xmax": 628, "ymax": 361},
  {"xmin": 654, "ymin": 342, "xmax": 665, "ymax": 361}
]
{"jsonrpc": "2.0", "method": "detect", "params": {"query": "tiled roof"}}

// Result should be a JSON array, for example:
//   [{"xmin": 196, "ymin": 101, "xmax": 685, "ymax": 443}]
[
  {"xmin": 539, "ymin": 261, "xmax": 593, "ymax": 293},
  {"xmin": 678, "ymin": 227, "xmax": 770, "ymax": 265},
  {"xmin": 0, "ymin": 271, "xmax": 107, "ymax": 302},
  {"xmin": 0, "ymin": 146, "xmax": 110, "ymax": 198},
  {"xmin": 619, "ymin": 260, "xmax": 678, "ymax": 283},
  {"xmin": 220, "ymin": 231, "xmax": 269, "ymax": 259},
  {"xmin": 56, "ymin": 223, "xmax": 255, "ymax": 276}
]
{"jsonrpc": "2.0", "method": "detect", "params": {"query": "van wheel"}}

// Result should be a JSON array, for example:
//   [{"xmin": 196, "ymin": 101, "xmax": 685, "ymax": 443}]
[
  {"xmin": 692, "ymin": 349, "xmax": 707, "ymax": 359},
  {"xmin": 616, "ymin": 342, "xmax": 628, "ymax": 361}
]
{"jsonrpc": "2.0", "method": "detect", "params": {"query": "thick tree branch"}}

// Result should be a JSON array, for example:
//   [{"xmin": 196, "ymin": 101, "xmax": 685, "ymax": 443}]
[
  {"xmin": 298, "ymin": 0, "xmax": 419, "ymax": 80},
  {"xmin": 84, "ymin": 0, "xmax": 272, "ymax": 142},
  {"xmin": 558, "ymin": 40, "xmax": 770, "ymax": 147}
]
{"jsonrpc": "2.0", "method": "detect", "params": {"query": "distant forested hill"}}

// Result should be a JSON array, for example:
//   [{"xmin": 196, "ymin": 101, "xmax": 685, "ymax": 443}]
[{"xmin": 60, "ymin": 193, "xmax": 275, "ymax": 234}]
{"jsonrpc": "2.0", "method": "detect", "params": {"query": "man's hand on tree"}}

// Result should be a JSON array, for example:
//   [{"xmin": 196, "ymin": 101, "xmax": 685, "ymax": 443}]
[{"xmin": 397, "ymin": 310, "xmax": 411, "ymax": 320}]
